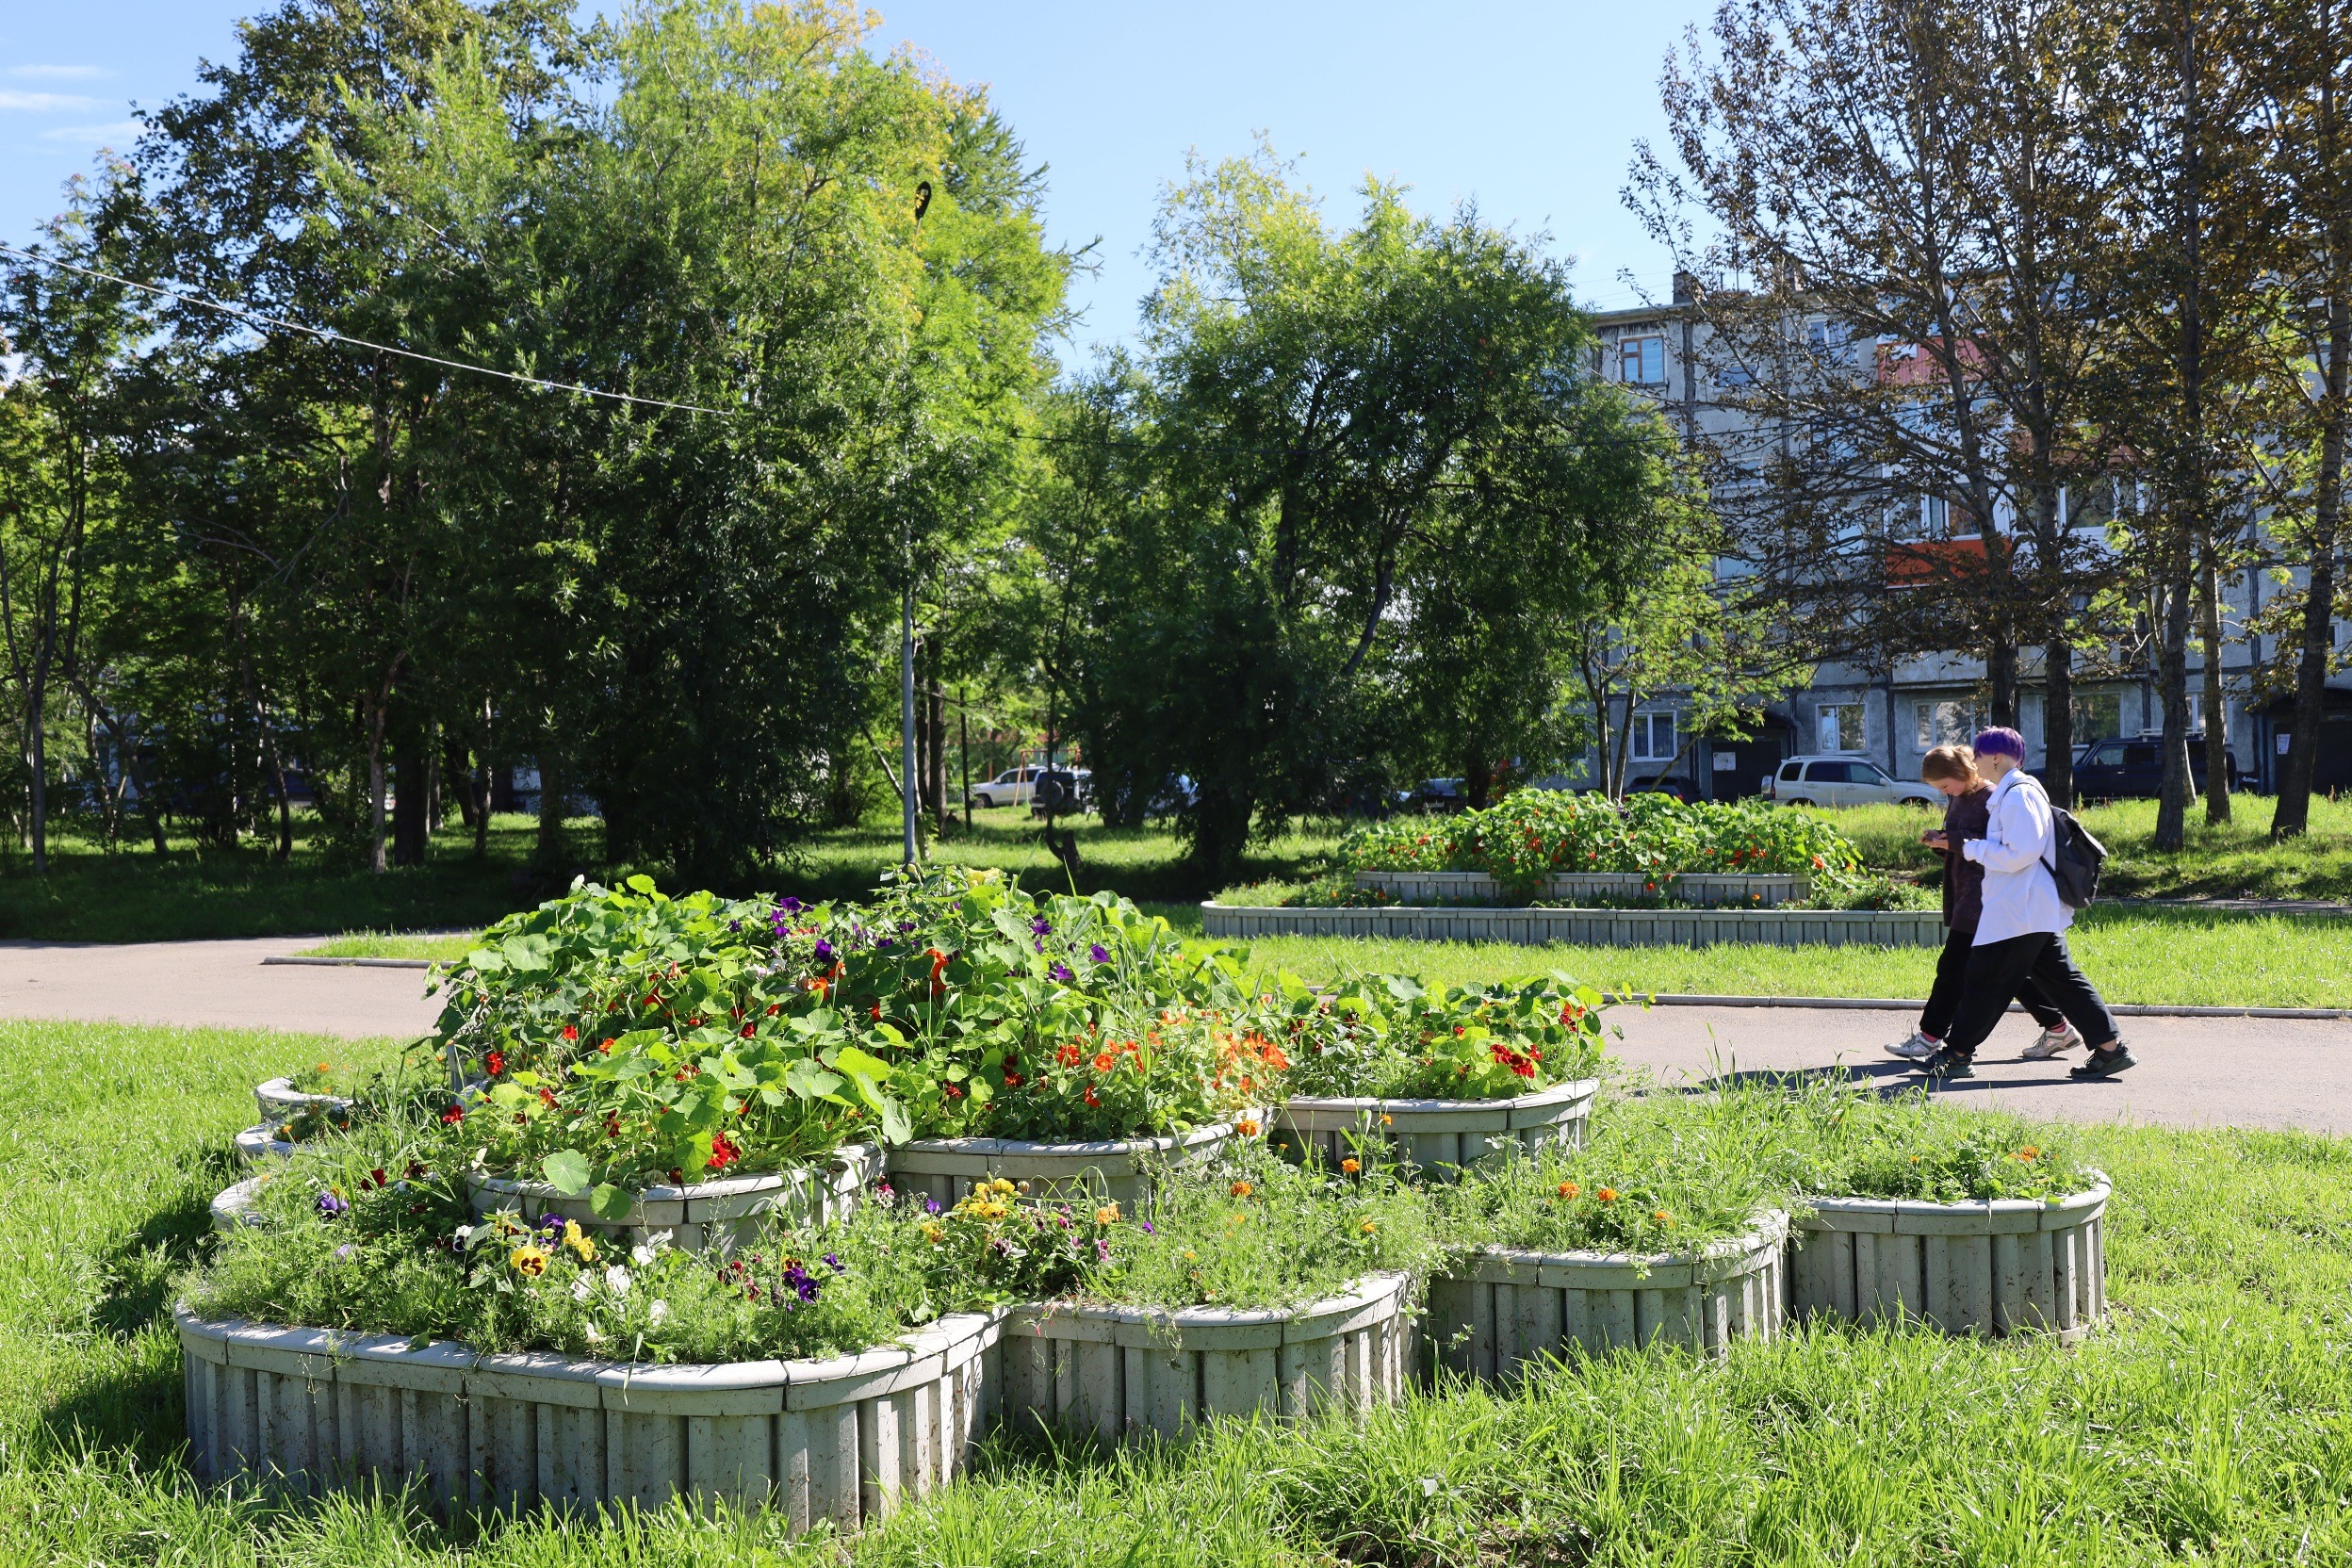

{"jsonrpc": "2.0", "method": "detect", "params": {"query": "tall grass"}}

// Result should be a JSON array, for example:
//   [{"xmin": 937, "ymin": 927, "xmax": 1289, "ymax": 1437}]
[{"xmin": 7, "ymin": 1017, "xmax": 2352, "ymax": 1563}]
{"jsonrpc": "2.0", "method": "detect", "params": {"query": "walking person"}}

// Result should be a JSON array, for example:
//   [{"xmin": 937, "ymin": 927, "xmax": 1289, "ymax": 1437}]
[
  {"xmin": 1884, "ymin": 743, "xmax": 2082, "ymax": 1062},
  {"xmin": 1907, "ymin": 727, "xmax": 2136, "ymax": 1081}
]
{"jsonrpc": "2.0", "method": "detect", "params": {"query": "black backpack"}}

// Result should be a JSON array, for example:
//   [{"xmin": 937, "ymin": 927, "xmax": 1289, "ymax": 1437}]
[{"xmin": 2042, "ymin": 804, "xmax": 2107, "ymax": 908}]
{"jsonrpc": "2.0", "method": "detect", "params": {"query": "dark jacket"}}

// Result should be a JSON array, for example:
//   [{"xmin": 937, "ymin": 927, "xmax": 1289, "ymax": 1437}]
[{"xmin": 1939, "ymin": 786, "xmax": 1992, "ymax": 932}]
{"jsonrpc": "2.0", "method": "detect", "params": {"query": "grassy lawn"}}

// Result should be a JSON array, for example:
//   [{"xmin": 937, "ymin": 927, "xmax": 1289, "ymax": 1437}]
[
  {"xmin": 297, "ymin": 930, "xmax": 483, "ymax": 961},
  {"xmin": 1186, "ymin": 903, "xmax": 2352, "ymax": 1008},
  {"xmin": 0, "ymin": 814, "xmax": 582, "ymax": 943},
  {"xmin": 1830, "ymin": 793, "xmax": 2352, "ymax": 902},
  {"xmin": 8, "ymin": 1015, "xmax": 2352, "ymax": 1564}
]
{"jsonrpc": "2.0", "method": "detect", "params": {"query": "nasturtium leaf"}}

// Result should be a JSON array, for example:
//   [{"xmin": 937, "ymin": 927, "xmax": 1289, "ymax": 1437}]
[
  {"xmin": 589, "ymin": 1184, "xmax": 633, "ymax": 1221},
  {"xmin": 541, "ymin": 1151, "xmax": 592, "ymax": 1195},
  {"xmin": 626, "ymin": 874, "xmax": 657, "ymax": 895}
]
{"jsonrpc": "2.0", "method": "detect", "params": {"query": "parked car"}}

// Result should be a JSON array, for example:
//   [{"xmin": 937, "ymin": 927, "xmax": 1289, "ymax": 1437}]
[
  {"xmin": 1627, "ymin": 774, "xmax": 1701, "ymax": 804},
  {"xmin": 1026, "ymin": 769, "xmax": 1090, "ymax": 817},
  {"xmin": 2053, "ymin": 735, "xmax": 2245, "ymax": 801},
  {"xmin": 967, "ymin": 765, "xmax": 1082, "ymax": 809},
  {"xmin": 1399, "ymin": 777, "xmax": 1469, "ymax": 813},
  {"xmin": 1765, "ymin": 754, "xmax": 1940, "ymax": 808}
]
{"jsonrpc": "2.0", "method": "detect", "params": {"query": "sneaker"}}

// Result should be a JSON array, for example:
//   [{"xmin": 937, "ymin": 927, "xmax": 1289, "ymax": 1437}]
[
  {"xmin": 2020, "ymin": 1023, "xmax": 2077, "ymax": 1060},
  {"xmin": 2069, "ymin": 1044, "xmax": 2137, "ymax": 1080},
  {"xmin": 1912, "ymin": 1046, "xmax": 1976, "ymax": 1080},
  {"xmin": 1885, "ymin": 1030, "xmax": 1940, "ymax": 1061}
]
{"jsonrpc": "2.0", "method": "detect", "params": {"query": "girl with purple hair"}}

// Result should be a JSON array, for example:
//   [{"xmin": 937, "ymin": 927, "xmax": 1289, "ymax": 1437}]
[{"xmin": 1906, "ymin": 727, "xmax": 2135, "ymax": 1082}]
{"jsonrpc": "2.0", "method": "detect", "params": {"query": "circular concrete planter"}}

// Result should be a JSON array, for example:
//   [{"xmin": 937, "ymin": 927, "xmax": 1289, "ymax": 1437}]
[
  {"xmin": 176, "ymin": 1302, "xmax": 1005, "ymax": 1528},
  {"xmin": 212, "ymin": 1173, "xmax": 270, "ymax": 1233},
  {"xmin": 884, "ymin": 1119, "xmax": 1247, "ymax": 1211},
  {"xmin": 1427, "ymin": 1212, "xmax": 1788, "ymax": 1377},
  {"xmin": 1203, "ymin": 901, "xmax": 1944, "ymax": 950},
  {"xmin": 1787, "ymin": 1177, "xmax": 2109, "ymax": 1340},
  {"xmin": 999, "ymin": 1271, "xmax": 1416, "ymax": 1443},
  {"xmin": 253, "ymin": 1077, "xmax": 355, "ymax": 1130},
  {"xmin": 1274, "ymin": 1078, "xmax": 1598, "ymax": 1178},
  {"xmin": 466, "ymin": 1145, "xmax": 884, "ymax": 1254},
  {"xmin": 233, "ymin": 1126, "xmax": 301, "ymax": 1168}
]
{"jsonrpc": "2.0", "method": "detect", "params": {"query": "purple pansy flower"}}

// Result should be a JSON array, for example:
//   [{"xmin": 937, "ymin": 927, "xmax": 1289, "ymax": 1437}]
[
  {"xmin": 317, "ymin": 1191, "xmax": 349, "ymax": 1219},
  {"xmin": 779, "ymin": 896, "xmax": 804, "ymax": 914},
  {"xmin": 812, "ymin": 939, "xmax": 835, "ymax": 964},
  {"xmin": 1050, "ymin": 961, "xmax": 1073, "ymax": 983},
  {"xmin": 1089, "ymin": 943, "xmax": 1111, "ymax": 964},
  {"xmin": 1030, "ymin": 917, "xmax": 1051, "ymax": 937}
]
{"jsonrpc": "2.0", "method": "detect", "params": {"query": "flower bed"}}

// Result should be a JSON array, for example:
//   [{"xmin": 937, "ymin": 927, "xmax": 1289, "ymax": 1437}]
[
  {"xmin": 884, "ymin": 1120, "xmax": 1244, "ymax": 1210},
  {"xmin": 1345, "ymin": 792, "xmax": 1860, "ymax": 890},
  {"xmin": 1355, "ymin": 869, "xmax": 1805, "ymax": 907},
  {"xmin": 1428, "ymin": 1212, "xmax": 1787, "ymax": 1376},
  {"xmin": 466, "ymin": 1146, "xmax": 882, "ymax": 1253},
  {"xmin": 1203, "ymin": 902, "xmax": 1944, "ymax": 948},
  {"xmin": 253, "ymin": 1076, "xmax": 355, "ymax": 1131},
  {"xmin": 176, "ymin": 1304, "xmax": 1005, "ymax": 1526},
  {"xmin": 999, "ymin": 1272, "xmax": 1416, "ymax": 1443},
  {"xmin": 1274, "ymin": 1079, "xmax": 1599, "ymax": 1177},
  {"xmin": 1788, "ymin": 1182, "xmax": 2109, "ymax": 1340}
]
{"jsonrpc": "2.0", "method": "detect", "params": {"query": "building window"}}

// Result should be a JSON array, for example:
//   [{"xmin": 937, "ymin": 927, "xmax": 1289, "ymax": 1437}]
[
  {"xmin": 1914, "ymin": 700, "xmax": 1982, "ymax": 749},
  {"xmin": 2070, "ymin": 692, "xmax": 2122, "ymax": 744},
  {"xmin": 1924, "ymin": 494, "xmax": 1982, "ymax": 537},
  {"xmin": 1618, "ymin": 335, "xmax": 1666, "ymax": 385},
  {"xmin": 1818, "ymin": 703, "xmax": 1861, "ymax": 753},
  {"xmin": 1629, "ymin": 711, "xmax": 1676, "ymax": 761},
  {"xmin": 1807, "ymin": 318, "xmax": 1852, "ymax": 355}
]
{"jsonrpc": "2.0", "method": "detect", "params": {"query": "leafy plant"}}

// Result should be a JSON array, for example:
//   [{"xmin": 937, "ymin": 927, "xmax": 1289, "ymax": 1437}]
[{"xmin": 1252, "ymin": 970, "xmax": 1610, "ymax": 1101}]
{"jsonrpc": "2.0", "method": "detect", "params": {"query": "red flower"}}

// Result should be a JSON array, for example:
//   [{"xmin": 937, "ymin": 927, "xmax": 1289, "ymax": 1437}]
[
  {"xmin": 561, "ymin": 1024, "xmax": 579, "ymax": 1042},
  {"xmin": 1084, "ymin": 1086, "xmax": 1100, "ymax": 1106},
  {"xmin": 440, "ymin": 1103, "xmax": 466, "ymax": 1124},
  {"xmin": 484, "ymin": 1051, "xmax": 506, "ymax": 1076},
  {"xmin": 741, "ymin": 1023, "xmax": 758, "ymax": 1038},
  {"xmin": 709, "ymin": 1132, "xmax": 743, "ymax": 1170},
  {"xmin": 1003, "ymin": 1070, "xmax": 1024, "ymax": 1088},
  {"xmin": 367, "ymin": 1168, "xmax": 386, "ymax": 1188},
  {"xmin": 598, "ymin": 1038, "xmax": 613, "ymax": 1054},
  {"xmin": 538, "ymin": 1086, "xmax": 558, "ymax": 1109}
]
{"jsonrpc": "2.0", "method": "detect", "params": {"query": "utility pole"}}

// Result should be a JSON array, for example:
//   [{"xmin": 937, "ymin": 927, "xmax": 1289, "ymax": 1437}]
[{"xmin": 899, "ymin": 179, "xmax": 933, "ymax": 870}]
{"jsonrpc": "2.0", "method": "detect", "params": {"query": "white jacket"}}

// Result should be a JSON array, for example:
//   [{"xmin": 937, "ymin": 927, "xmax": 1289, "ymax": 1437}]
[{"xmin": 1959, "ymin": 770, "xmax": 2072, "ymax": 945}]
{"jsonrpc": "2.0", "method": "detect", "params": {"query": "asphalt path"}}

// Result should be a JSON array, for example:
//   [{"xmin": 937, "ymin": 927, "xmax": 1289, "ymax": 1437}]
[
  {"xmin": 1, "ymin": 937, "xmax": 2345, "ymax": 1135},
  {"xmin": 1607, "ymin": 1002, "xmax": 2352, "ymax": 1135}
]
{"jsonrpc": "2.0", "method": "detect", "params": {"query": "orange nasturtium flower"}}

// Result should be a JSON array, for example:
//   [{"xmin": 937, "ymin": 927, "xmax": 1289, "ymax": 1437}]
[
  {"xmin": 1556, "ymin": 1182, "xmax": 1578, "ymax": 1200},
  {"xmin": 1595, "ymin": 1187, "xmax": 1618, "ymax": 1203},
  {"xmin": 1230, "ymin": 1181, "xmax": 1254, "ymax": 1199},
  {"xmin": 1340, "ymin": 1157, "xmax": 1362, "ymax": 1175}
]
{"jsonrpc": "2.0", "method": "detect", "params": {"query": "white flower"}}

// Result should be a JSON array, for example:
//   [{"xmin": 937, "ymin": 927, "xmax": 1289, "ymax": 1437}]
[
  {"xmin": 630, "ymin": 1243, "xmax": 657, "ymax": 1266},
  {"xmin": 570, "ymin": 1277, "xmax": 594, "ymax": 1302},
  {"xmin": 604, "ymin": 1265, "xmax": 632, "ymax": 1296},
  {"xmin": 648, "ymin": 1300, "xmax": 670, "ymax": 1325},
  {"xmin": 584, "ymin": 1323, "xmax": 605, "ymax": 1345},
  {"xmin": 454, "ymin": 1225, "xmax": 473, "ymax": 1245}
]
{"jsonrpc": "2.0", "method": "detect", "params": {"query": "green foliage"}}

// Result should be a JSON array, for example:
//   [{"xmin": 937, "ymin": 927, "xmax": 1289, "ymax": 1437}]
[
  {"xmin": 1253, "ymin": 970, "xmax": 1609, "ymax": 1101},
  {"xmin": 1342, "ymin": 791, "xmax": 1864, "ymax": 890}
]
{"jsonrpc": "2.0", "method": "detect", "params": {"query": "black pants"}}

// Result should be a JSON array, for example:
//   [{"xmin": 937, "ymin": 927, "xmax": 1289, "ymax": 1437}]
[
  {"xmin": 1942, "ymin": 931, "xmax": 2120, "ymax": 1056},
  {"xmin": 1921, "ymin": 927, "xmax": 2065, "ymax": 1040}
]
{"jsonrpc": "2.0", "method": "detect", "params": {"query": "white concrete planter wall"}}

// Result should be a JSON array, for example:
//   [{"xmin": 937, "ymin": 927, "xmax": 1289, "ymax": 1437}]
[
  {"xmin": 234, "ymin": 1126, "xmax": 302, "ymax": 1168},
  {"xmin": 177, "ymin": 1305, "xmax": 1004, "ymax": 1528},
  {"xmin": 1357, "ymin": 870, "xmax": 1804, "ymax": 908},
  {"xmin": 885, "ymin": 1120, "xmax": 1244, "ymax": 1210},
  {"xmin": 1427, "ymin": 1213, "xmax": 1788, "ymax": 1377},
  {"xmin": 253, "ymin": 1077, "xmax": 355, "ymax": 1130},
  {"xmin": 1788, "ymin": 1179, "xmax": 2109, "ymax": 1340},
  {"xmin": 1203, "ymin": 902, "xmax": 1942, "ymax": 949},
  {"xmin": 998, "ymin": 1272, "xmax": 1416, "ymax": 1443},
  {"xmin": 1275, "ymin": 1079, "xmax": 1597, "ymax": 1178},
  {"xmin": 467, "ymin": 1146, "xmax": 883, "ymax": 1254}
]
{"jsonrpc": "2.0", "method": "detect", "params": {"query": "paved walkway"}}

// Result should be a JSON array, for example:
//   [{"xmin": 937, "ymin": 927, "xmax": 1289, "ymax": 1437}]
[
  {"xmin": 3, "ymin": 937, "xmax": 2347, "ymax": 1135},
  {"xmin": 0, "ymin": 937, "xmax": 443, "ymax": 1040},
  {"xmin": 1608, "ymin": 1004, "xmax": 2352, "ymax": 1135}
]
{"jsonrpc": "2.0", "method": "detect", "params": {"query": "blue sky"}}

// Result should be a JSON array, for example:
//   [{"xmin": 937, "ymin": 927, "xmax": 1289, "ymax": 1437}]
[{"xmin": 1, "ymin": 1, "xmax": 1712, "ymax": 353}]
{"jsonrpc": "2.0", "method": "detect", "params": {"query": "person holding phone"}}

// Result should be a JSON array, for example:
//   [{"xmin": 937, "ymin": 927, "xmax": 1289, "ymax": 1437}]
[{"xmin": 1884, "ymin": 743, "xmax": 2080, "ymax": 1062}]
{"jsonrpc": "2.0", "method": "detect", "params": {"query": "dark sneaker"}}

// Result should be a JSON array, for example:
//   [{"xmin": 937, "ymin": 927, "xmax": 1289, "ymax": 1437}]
[
  {"xmin": 2069, "ymin": 1044, "xmax": 2136, "ymax": 1080},
  {"xmin": 1912, "ymin": 1046, "xmax": 1975, "ymax": 1080}
]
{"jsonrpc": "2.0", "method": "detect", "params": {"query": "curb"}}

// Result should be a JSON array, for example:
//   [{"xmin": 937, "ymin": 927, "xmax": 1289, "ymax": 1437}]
[
  {"xmin": 260, "ymin": 956, "xmax": 434, "ymax": 970},
  {"xmin": 1639, "ymin": 992, "xmax": 2352, "ymax": 1021}
]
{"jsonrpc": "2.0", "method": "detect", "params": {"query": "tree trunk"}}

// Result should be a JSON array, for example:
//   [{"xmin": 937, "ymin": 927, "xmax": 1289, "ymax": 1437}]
[
  {"xmin": 1985, "ymin": 630, "xmax": 2018, "ymax": 728},
  {"xmin": 2198, "ymin": 554, "xmax": 2232, "ymax": 824},
  {"xmin": 25, "ymin": 662, "xmax": 46, "ymax": 874},
  {"xmin": 2153, "ymin": 575, "xmax": 2197, "ymax": 849},
  {"xmin": 1463, "ymin": 754, "xmax": 1494, "ymax": 810},
  {"xmin": 367, "ymin": 697, "xmax": 390, "ymax": 874},
  {"xmin": 2276, "ymin": 301, "xmax": 2348, "ymax": 837},
  {"xmin": 534, "ymin": 751, "xmax": 567, "ymax": 871},
  {"xmin": 2043, "ymin": 636, "xmax": 2076, "ymax": 808},
  {"xmin": 393, "ymin": 741, "xmax": 428, "ymax": 867},
  {"xmin": 925, "ymin": 678, "xmax": 947, "ymax": 836}
]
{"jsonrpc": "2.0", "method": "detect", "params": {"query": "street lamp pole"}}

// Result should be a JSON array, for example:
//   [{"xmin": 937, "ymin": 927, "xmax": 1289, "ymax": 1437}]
[{"xmin": 900, "ymin": 180, "xmax": 933, "ymax": 871}]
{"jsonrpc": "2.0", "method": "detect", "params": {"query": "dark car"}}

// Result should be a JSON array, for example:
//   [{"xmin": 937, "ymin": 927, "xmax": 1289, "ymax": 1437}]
[
  {"xmin": 1627, "ymin": 774, "xmax": 1701, "ymax": 804},
  {"xmin": 1400, "ymin": 777, "xmax": 1468, "ymax": 814},
  {"xmin": 2055, "ymin": 735, "xmax": 2246, "ymax": 801}
]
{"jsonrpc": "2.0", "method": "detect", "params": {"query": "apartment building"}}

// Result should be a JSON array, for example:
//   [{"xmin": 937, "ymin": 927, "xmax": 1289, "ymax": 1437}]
[{"xmin": 1581, "ymin": 279, "xmax": 2352, "ymax": 798}]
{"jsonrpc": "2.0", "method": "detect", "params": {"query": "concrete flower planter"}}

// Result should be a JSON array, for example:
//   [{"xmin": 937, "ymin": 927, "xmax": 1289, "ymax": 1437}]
[
  {"xmin": 1357, "ymin": 870, "xmax": 1805, "ymax": 907},
  {"xmin": 998, "ymin": 1272, "xmax": 1416, "ymax": 1443},
  {"xmin": 466, "ymin": 1146, "xmax": 884, "ymax": 1254},
  {"xmin": 1788, "ymin": 1178, "xmax": 2110, "ymax": 1340},
  {"xmin": 234, "ymin": 1126, "xmax": 303, "ymax": 1167},
  {"xmin": 1274, "ymin": 1078, "xmax": 1598, "ymax": 1177},
  {"xmin": 1427, "ymin": 1212, "xmax": 1788, "ymax": 1377},
  {"xmin": 1203, "ymin": 902, "xmax": 1941, "ymax": 949},
  {"xmin": 253, "ymin": 1077, "xmax": 356, "ymax": 1130},
  {"xmin": 884, "ymin": 1119, "xmax": 1247, "ymax": 1211},
  {"xmin": 176, "ymin": 1304, "xmax": 1004, "ymax": 1528}
]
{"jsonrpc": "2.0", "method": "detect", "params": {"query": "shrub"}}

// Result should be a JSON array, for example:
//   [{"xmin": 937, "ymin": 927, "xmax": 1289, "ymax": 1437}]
[{"xmin": 1252, "ymin": 970, "xmax": 1610, "ymax": 1101}]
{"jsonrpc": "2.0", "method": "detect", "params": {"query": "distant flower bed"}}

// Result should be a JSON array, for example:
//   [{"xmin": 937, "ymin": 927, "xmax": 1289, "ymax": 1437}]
[
  {"xmin": 1344, "ymin": 792, "xmax": 1863, "ymax": 890},
  {"xmin": 1250, "ymin": 971, "xmax": 1610, "ymax": 1101}
]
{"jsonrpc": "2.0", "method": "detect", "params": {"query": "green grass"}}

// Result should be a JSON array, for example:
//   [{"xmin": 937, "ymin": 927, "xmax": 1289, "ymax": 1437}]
[
  {"xmin": 296, "ymin": 931, "xmax": 482, "ymax": 961},
  {"xmin": 8, "ymin": 1016, "xmax": 2352, "ymax": 1563},
  {"xmin": 1170, "ymin": 901, "xmax": 2352, "ymax": 1008},
  {"xmin": 1829, "ymin": 792, "xmax": 2352, "ymax": 902},
  {"xmin": 0, "ymin": 813, "xmax": 588, "ymax": 943}
]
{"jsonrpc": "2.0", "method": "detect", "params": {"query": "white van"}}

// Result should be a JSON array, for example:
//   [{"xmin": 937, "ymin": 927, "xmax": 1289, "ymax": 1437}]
[{"xmin": 1765, "ymin": 754, "xmax": 1940, "ymax": 808}]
